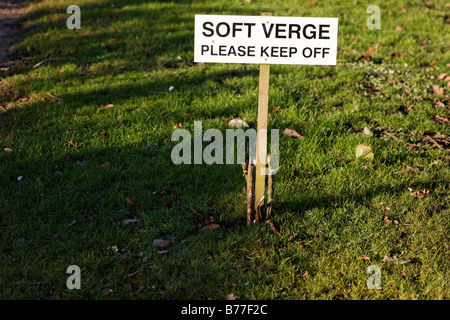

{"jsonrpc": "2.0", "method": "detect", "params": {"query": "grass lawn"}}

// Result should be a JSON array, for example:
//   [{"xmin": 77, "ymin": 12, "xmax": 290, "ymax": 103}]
[{"xmin": 0, "ymin": 0, "xmax": 449, "ymax": 299}]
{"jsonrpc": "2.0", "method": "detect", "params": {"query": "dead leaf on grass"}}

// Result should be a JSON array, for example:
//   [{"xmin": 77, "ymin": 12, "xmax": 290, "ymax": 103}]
[
  {"xmin": 126, "ymin": 197, "xmax": 136, "ymax": 207},
  {"xmin": 100, "ymin": 288, "xmax": 113, "ymax": 296},
  {"xmin": 434, "ymin": 100, "xmax": 445, "ymax": 108},
  {"xmin": 283, "ymin": 128, "xmax": 303, "ymax": 139},
  {"xmin": 355, "ymin": 144, "xmax": 374, "ymax": 160},
  {"xmin": 228, "ymin": 118, "xmax": 249, "ymax": 128},
  {"xmin": 432, "ymin": 86, "xmax": 444, "ymax": 96},
  {"xmin": 288, "ymin": 233, "xmax": 298, "ymax": 242},
  {"xmin": 227, "ymin": 293, "xmax": 239, "ymax": 300},
  {"xmin": 153, "ymin": 239, "xmax": 170, "ymax": 247},
  {"xmin": 408, "ymin": 181, "xmax": 430, "ymax": 198},
  {"xmin": 357, "ymin": 255, "xmax": 371, "ymax": 261},
  {"xmin": 121, "ymin": 219, "xmax": 141, "ymax": 225},
  {"xmin": 104, "ymin": 104, "xmax": 114, "ymax": 109},
  {"xmin": 409, "ymin": 189, "xmax": 430, "ymax": 198},
  {"xmin": 97, "ymin": 162, "xmax": 111, "ymax": 169},
  {"xmin": 383, "ymin": 256, "xmax": 411, "ymax": 265},
  {"xmin": 200, "ymin": 223, "xmax": 221, "ymax": 231},
  {"xmin": 437, "ymin": 73, "xmax": 448, "ymax": 81},
  {"xmin": 434, "ymin": 115, "xmax": 448, "ymax": 125},
  {"xmin": 358, "ymin": 54, "xmax": 371, "ymax": 62},
  {"xmin": 68, "ymin": 140, "xmax": 84, "ymax": 149}
]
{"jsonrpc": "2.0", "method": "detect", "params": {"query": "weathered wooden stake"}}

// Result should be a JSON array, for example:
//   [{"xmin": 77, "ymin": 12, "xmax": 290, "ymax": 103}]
[{"xmin": 254, "ymin": 13, "xmax": 272, "ymax": 220}]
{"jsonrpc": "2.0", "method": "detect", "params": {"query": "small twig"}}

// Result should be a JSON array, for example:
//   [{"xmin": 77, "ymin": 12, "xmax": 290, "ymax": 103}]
[
  {"xmin": 266, "ymin": 220, "xmax": 280, "ymax": 235},
  {"xmin": 425, "ymin": 137, "xmax": 443, "ymax": 150},
  {"xmin": 33, "ymin": 57, "xmax": 67, "ymax": 69},
  {"xmin": 425, "ymin": 160, "xmax": 439, "ymax": 171},
  {"xmin": 190, "ymin": 206, "xmax": 201, "ymax": 217},
  {"xmin": 47, "ymin": 92, "xmax": 63, "ymax": 102},
  {"xmin": 384, "ymin": 131, "xmax": 416, "ymax": 149}
]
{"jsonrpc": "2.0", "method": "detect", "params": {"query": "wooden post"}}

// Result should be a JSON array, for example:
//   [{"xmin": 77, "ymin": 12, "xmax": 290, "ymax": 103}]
[{"xmin": 254, "ymin": 13, "xmax": 272, "ymax": 220}]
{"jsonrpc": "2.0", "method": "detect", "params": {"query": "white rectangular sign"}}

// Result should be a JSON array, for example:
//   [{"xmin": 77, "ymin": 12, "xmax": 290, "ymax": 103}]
[{"xmin": 194, "ymin": 15, "xmax": 338, "ymax": 65}]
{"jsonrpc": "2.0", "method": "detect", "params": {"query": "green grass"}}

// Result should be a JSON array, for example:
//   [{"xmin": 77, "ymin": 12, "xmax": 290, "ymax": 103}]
[{"xmin": 0, "ymin": 0, "xmax": 449, "ymax": 299}]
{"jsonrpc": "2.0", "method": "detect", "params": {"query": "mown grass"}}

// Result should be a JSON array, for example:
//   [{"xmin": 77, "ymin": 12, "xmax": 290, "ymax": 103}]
[{"xmin": 0, "ymin": 0, "xmax": 449, "ymax": 299}]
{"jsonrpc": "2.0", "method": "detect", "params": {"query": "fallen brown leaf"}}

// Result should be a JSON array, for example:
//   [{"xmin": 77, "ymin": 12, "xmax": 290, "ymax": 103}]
[
  {"xmin": 437, "ymin": 73, "xmax": 448, "ymax": 81},
  {"xmin": 100, "ymin": 288, "xmax": 113, "ymax": 296},
  {"xmin": 121, "ymin": 219, "xmax": 141, "ymax": 225},
  {"xmin": 271, "ymin": 105, "xmax": 282, "ymax": 112},
  {"xmin": 434, "ymin": 100, "xmax": 445, "ymax": 108},
  {"xmin": 424, "ymin": 1, "xmax": 436, "ymax": 9},
  {"xmin": 104, "ymin": 104, "xmax": 114, "ymax": 109},
  {"xmin": 283, "ymin": 128, "xmax": 303, "ymax": 139},
  {"xmin": 408, "ymin": 185, "xmax": 430, "ymax": 198},
  {"xmin": 172, "ymin": 123, "xmax": 182, "ymax": 129},
  {"xmin": 357, "ymin": 255, "xmax": 371, "ymax": 261},
  {"xmin": 395, "ymin": 26, "xmax": 403, "ymax": 32},
  {"xmin": 200, "ymin": 223, "xmax": 221, "ymax": 231},
  {"xmin": 392, "ymin": 52, "xmax": 404, "ymax": 58},
  {"xmin": 434, "ymin": 115, "xmax": 448, "ymax": 124},
  {"xmin": 432, "ymin": 85, "xmax": 444, "ymax": 96},
  {"xmin": 97, "ymin": 162, "xmax": 111, "ymax": 169},
  {"xmin": 227, "ymin": 293, "xmax": 239, "ymax": 300},
  {"xmin": 68, "ymin": 140, "xmax": 84, "ymax": 149},
  {"xmin": 126, "ymin": 197, "xmax": 136, "ymax": 207},
  {"xmin": 153, "ymin": 239, "xmax": 170, "ymax": 247},
  {"xmin": 3, "ymin": 147, "xmax": 12, "ymax": 152},
  {"xmin": 358, "ymin": 54, "xmax": 371, "ymax": 62},
  {"xmin": 288, "ymin": 233, "xmax": 298, "ymax": 242}
]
